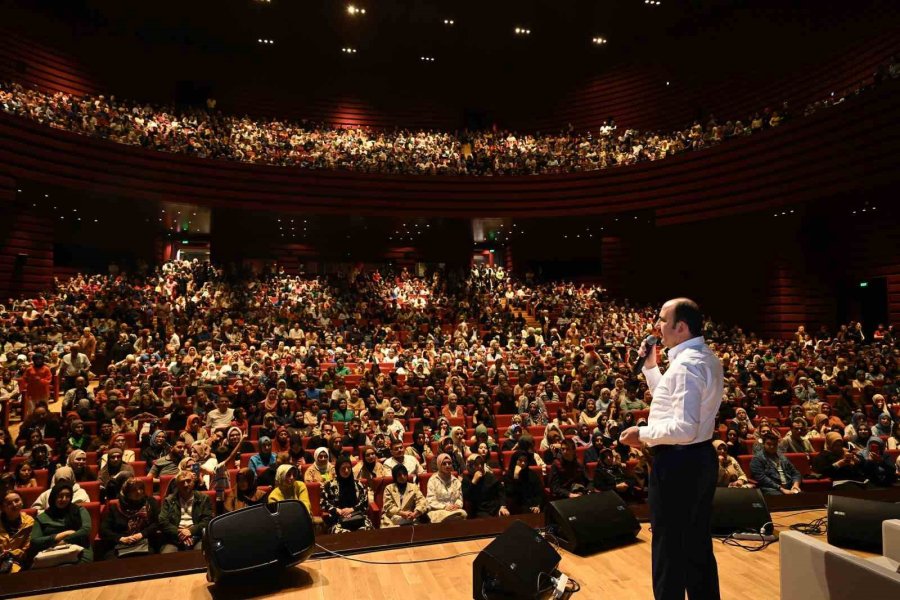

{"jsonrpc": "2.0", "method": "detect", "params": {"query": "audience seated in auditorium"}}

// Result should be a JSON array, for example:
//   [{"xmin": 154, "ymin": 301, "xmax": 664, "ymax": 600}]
[{"xmin": 1, "ymin": 64, "xmax": 888, "ymax": 178}]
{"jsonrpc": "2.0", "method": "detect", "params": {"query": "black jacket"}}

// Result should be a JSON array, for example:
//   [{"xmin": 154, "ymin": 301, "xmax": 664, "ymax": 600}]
[{"xmin": 462, "ymin": 471, "xmax": 504, "ymax": 517}]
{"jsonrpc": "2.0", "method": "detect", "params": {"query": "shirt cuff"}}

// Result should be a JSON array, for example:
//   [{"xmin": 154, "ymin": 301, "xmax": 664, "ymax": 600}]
[{"xmin": 637, "ymin": 425, "xmax": 649, "ymax": 443}]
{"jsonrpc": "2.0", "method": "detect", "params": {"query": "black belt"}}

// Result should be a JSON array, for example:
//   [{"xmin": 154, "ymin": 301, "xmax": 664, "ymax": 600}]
[{"xmin": 648, "ymin": 439, "xmax": 713, "ymax": 456}]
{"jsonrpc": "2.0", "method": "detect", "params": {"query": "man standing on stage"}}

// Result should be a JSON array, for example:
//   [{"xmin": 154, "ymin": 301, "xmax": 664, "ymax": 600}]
[{"xmin": 620, "ymin": 298, "xmax": 723, "ymax": 600}]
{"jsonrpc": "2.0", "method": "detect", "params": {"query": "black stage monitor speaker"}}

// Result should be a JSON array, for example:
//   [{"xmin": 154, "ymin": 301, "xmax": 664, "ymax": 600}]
[
  {"xmin": 711, "ymin": 487, "xmax": 772, "ymax": 537},
  {"xmin": 473, "ymin": 520, "xmax": 561, "ymax": 599},
  {"xmin": 827, "ymin": 494, "xmax": 900, "ymax": 553},
  {"xmin": 545, "ymin": 491, "xmax": 640, "ymax": 555},
  {"xmin": 203, "ymin": 500, "xmax": 315, "ymax": 583}
]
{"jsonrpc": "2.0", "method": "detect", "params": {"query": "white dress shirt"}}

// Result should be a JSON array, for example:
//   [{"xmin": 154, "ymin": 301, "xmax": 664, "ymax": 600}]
[{"xmin": 638, "ymin": 336, "xmax": 723, "ymax": 447}]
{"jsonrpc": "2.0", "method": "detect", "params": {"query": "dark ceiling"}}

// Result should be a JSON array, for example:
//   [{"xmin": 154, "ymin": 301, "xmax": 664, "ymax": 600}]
[
  {"xmin": 4, "ymin": 0, "xmax": 897, "ymax": 122},
  {"xmin": 11, "ymin": 0, "xmax": 890, "ymax": 81}
]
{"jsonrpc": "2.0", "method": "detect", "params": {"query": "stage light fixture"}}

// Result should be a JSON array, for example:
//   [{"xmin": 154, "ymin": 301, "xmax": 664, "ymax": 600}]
[
  {"xmin": 443, "ymin": 19, "xmax": 455, "ymax": 25},
  {"xmin": 342, "ymin": 47, "xmax": 358, "ymax": 53},
  {"xmin": 347, "ymin": 5, "xmax": 366, "ymax": 15},
  {"xmin": 420, "ymin": 56, "xmax": 435, "ymax": 62},
  {"xmin": 514, "ymin": 27, "xmax": 531, "ymax": 35},
  {"xmin": 592, "ymin": 37, "xmax": 607, "ymax": 45}
]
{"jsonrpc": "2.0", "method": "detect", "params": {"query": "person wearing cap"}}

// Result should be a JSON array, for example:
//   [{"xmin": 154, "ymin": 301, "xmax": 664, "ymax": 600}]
[
  {"xmin": 619, "ymin": 298, "xmax": 723, "ymax": 600},
  {"xmin": 750, "ymin": 432, "xmax": 801, "ymax": 495}
]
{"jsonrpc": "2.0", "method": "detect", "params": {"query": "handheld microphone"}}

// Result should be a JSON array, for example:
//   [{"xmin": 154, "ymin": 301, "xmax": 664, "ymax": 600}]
[{"xmin": 632, "ymin": 335, "xmax": 659, "ymax": 375}]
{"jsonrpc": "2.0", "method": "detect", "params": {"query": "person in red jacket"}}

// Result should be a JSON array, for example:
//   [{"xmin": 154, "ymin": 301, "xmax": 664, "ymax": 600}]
[{"xmin": 22, "ymin": 353, "xmax": 53, "ymax": 419}]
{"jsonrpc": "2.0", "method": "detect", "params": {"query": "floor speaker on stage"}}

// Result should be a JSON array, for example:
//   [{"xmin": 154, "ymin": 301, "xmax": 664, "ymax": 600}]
[
  {"xmin": 472, "ymin": 520, "xmax": 561, "ymax": 599},
  {"xmin": 202, "ymin": 500, "xmax": 315, "ymax": 583},
  {"xmin": 711, "ymin": 487, "xmax": 772, "ymax": 537},
  {"xmin": 545, "ymin": 491, "xmax": 640, "ymax": 555},
  {"xmin": 827, "ymin": 494, "xmax": 900, "ymax": 553}
]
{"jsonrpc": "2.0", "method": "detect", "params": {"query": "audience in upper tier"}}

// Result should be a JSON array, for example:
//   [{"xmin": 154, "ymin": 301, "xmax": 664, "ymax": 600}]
[
  {"xmin": 0, "ymin": 259, "xmax": 896, "ymax": 571},
  {"xmin": 1, "ymin": 55, "xmax": 897, "ymax": 176}
]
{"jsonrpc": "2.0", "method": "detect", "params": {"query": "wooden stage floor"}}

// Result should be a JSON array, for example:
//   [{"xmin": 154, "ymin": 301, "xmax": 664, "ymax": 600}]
[{"xmin": 30, "ymin": 509, "xmax": 863, "ymax": 600}]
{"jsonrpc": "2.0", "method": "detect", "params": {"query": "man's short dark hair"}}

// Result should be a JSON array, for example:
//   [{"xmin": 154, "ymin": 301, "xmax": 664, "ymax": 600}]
[
  {"xmin": 672, "ymin": 299, "xmax": 703, "ymax": 337},
  {"xmin": 762, "ymin": 432, "xmax": 780, "ymax": 443},
  {"xmin": 791, "ymin": 417, "xmax": 807, "ymax": 427}
]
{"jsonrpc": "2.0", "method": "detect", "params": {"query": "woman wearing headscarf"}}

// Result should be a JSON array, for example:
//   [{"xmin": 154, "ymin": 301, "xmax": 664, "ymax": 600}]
[
  {"xmin": 100, "ymin": 477, "xmax": 161, "ymax": 558},
  {"xmin": 462, "ymin": 454, "xmax": 505, "ymax": 518},
  {"xmin": 272, "ymin": 426, "xmax": 292, "ymax": 454},
  {"xmin": 858, "ymin": 437, "xmax": 898, "ymax": 487},
  {"xmin": 0, "ymin": 490, "xmax": 34, "ymax": 573},
  {"xmin": 733, "ymin": 407, "xmax": 755, "ymax": 434},
  {"xmin": 31, "ymin": 482, "xmax": 94, "ymax": 562},
  {"xmin": 180, "ymin": 414, "xmax": 208, "ymax": 446},
  {"xmin": 66, "ymin": 449, "xmax": 97, "ymax": 483},
  {"xmin": 873, "ymin": 413, "xmax": 895, "ymax": 438},
  {"xmin": 141, "ymin": 430, "xmax": 170, "ymax": 464},
  {"xmin": 406, "ymin": 429, "xmax": 434, "ymax": 469},
  {"xmin": 501, "ymin": 451, "xmax": 543, "ymax": 515},
  {"xmin": 226, "ymin": 467, "xmax": 269, "ymax": 512},
  {"xmin": 811, "ymin": 432, "xmax": 866, "ymax": 482},
  {"xmin": 381, "ymin": 463, "xmax": 427, "ymax": 528},
  {"xmin": 100, "ymin": 434, "xmax": 136, "ymax": 470},
  {"xmin": 548, "ymin": 438, "xmax": 589, "ymax": 500},
  {"xmin": 303, "ymin": 448, "xmax": 335, "ymax": 485},
  {"xmin": 843, "ymin": 411, "xmax": 868, "ymax": 441},
  {"xmin": 190, "ymin": 440, "xmax": 217, "ymax": 490},
  {"xmin": 31, "ymin": 467, "xmax": 90, "ymax": 512},
  {"xmin": 97, "ymin": 447, "xmax": 134, "ymax": 499},
  {"xmin": 321, "ymin": 457, "xmax": 373, "ymax": 533},
  {"xmin": 425, "ymin": 453, "xmax": 467, "ymax": 523},
  {"xmin": 712, "ymin": 440, "xmax": 751, "ymax": 488},
  {"xmin": 352, "ymin": 446, "xmax": 387, "ymax": 503},
  {"xmin": 450, "ymin": 426, "xmax": 469, "ymax": 461}
]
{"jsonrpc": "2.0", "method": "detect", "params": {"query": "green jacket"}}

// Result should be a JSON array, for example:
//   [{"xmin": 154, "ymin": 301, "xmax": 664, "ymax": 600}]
[
  {"xmin": 31, "ymin": 506, "xmax": 94, "ymax": 562},
  {"xmin": 159, "ymin": 491, "xmax": 212, "ymax": 542}
]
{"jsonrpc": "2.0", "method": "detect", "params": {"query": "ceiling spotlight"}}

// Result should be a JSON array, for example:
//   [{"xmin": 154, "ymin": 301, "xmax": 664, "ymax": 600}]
[
  {"xmin": 347, "ymin": 5, "xmax": 365, "ymax": 15},
  {"xmin": 514, "ymin": 27, "xmax": 531, "ymax": 36},
  {"xmin": 443, "ymin": 19, "xmax": 455, "ymax": 25},
  {"xmin": 342, "ymin": 47, "xmax": 358, "ymax": 53},
  {"xmin": 257, "ymin": 38, "xmax": 274, "ymax": 44},
  {"xmin": 420, "ymin": 56, "xmax": 435, "ymax": 62},
  {"xmin": 592, "ymin": 37, "xmax": 607, "ymax": 45}
]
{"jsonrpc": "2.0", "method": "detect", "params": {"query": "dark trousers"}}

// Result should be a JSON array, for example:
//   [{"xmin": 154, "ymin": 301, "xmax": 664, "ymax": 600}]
[{"xmin": 648, "ymin": 443, "xmax": 720, "ymax": 600}]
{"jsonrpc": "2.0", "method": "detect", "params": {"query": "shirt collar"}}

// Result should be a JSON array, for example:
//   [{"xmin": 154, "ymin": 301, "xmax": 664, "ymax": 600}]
[{"xmin": 668, "ymin": 336, "xmax": 706, "ymax": 362}]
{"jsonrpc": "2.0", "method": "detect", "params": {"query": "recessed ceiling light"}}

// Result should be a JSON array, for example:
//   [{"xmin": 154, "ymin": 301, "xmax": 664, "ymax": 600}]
[
  {"xmin": 347, "ymin": 5, "xmax": 366, "ymax": 15},
  {"xmin": 342, "ymin": 47, "xmax": 358, "ymax": 53},
  {"xmin": 592, "ymin": 37, "xmax": 608, "ymax": 45},
  {"xmin": 514, "ymin": 27, "xmax": 531, "ymax": 35},
  {"xmin": 443, "ymin": 19, "xmax": 455, "ymax": 25}
]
